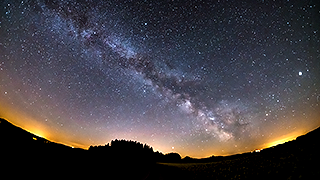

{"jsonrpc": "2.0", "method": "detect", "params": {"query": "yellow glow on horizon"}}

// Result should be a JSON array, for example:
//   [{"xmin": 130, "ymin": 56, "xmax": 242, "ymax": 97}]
[
  {"xmin": 264, "ymin": 135, "xmax": 298, "ymax": 149},
  {"xmin": 30, "ymin": 129, "xmax": 46, "ymax": 139}
]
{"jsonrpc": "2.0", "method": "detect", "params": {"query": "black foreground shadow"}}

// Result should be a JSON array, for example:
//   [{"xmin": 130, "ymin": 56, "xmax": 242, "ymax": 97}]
[{"xmin": 1, "ymin": 118, "xmax": 319, "ymax": 179}]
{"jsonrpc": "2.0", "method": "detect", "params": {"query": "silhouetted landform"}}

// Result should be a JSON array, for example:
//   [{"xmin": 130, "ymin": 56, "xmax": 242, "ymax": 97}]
[
  {"xmin": 0, "ymin": 118, "xmax": 81, "ymax": 151},
  {"xmin": 1, "ymin": 117, "xmax": 320, "ymax": 179}
]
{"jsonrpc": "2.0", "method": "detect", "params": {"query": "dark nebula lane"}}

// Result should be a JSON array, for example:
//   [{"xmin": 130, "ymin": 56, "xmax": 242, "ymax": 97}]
[{"xmin": 1, "ymin": 0, "xmax": 320, "ymax": 157}]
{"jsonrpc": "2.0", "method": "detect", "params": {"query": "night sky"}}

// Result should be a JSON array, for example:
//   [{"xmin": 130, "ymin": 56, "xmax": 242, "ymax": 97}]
[{"xmin": 1, "ymin": 0, "xmax": 320, "ymax": 157}]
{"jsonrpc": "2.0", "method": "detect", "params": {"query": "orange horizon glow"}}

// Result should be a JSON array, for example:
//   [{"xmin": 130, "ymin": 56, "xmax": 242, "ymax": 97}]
[{"xmin": 263, "ymin": 133, "xmax": 302, "ymax": 149}]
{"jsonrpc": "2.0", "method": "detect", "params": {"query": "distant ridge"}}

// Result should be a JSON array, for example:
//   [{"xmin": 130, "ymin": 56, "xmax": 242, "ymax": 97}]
[{"xmin": 180, "ymin": 125, "xmax": 320, "ymax": 163}]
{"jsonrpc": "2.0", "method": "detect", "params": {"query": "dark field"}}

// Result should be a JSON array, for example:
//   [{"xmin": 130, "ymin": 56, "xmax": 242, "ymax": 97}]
[{"xmin": 155, "ymin": 151, "xmax": 319, "ymax": 180}]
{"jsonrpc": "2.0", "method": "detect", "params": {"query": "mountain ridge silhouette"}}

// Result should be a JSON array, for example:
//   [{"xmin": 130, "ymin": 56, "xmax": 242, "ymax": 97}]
[{"xmin": 1, "ymin": 117, "xmax": 320, "ymax": 179}]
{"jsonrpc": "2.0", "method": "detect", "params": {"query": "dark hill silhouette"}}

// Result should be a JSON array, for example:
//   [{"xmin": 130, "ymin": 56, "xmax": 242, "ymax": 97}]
[
  {"xmin": 1, "ymin": 117, "xmax": 320, "ymax": 179},
  {"xmin": 0, "ymin": 118, "xmax": 87, "ymax": 178},
  {"xmin": 0, "ymin": 118, "xmax": 78, "ymax": 151}
]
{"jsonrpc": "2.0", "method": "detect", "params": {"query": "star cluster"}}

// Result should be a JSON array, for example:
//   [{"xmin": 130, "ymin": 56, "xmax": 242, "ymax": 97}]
[{"xmin": 0, "ymin": 0, "xmax": 319, "ymax": 157}]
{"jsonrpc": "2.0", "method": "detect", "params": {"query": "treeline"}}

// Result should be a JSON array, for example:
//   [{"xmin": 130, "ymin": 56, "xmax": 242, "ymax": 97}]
[{"xmin": 88, "ymin": 139, "xmax": 181, "ymax": 163}]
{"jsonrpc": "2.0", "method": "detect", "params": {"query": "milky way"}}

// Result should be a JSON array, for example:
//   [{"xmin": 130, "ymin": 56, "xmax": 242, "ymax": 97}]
[{"xmin": 1, "ymin": 0, "xmax": 320, "ymax": 157}]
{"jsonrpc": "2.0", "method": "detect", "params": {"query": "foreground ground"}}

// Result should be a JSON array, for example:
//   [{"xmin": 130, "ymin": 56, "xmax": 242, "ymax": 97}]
[{"xmin": 154, "ymin": 152, "xmax": 319, "ymax": 180}]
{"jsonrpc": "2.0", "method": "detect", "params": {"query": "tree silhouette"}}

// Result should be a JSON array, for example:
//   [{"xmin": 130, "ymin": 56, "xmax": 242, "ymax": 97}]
[
  {"xmin": 163, "ymin": 152, "xmax": 182, "ymax": 163},
  {"xmin": 89, "ymin": 139, "xmax": 160, "ymax": 165}
]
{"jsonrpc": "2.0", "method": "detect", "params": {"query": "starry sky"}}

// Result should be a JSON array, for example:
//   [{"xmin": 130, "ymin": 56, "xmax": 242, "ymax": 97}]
[{"xmin": 0, "ymin": 0, "xmax": 320, "ymax": 158}]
